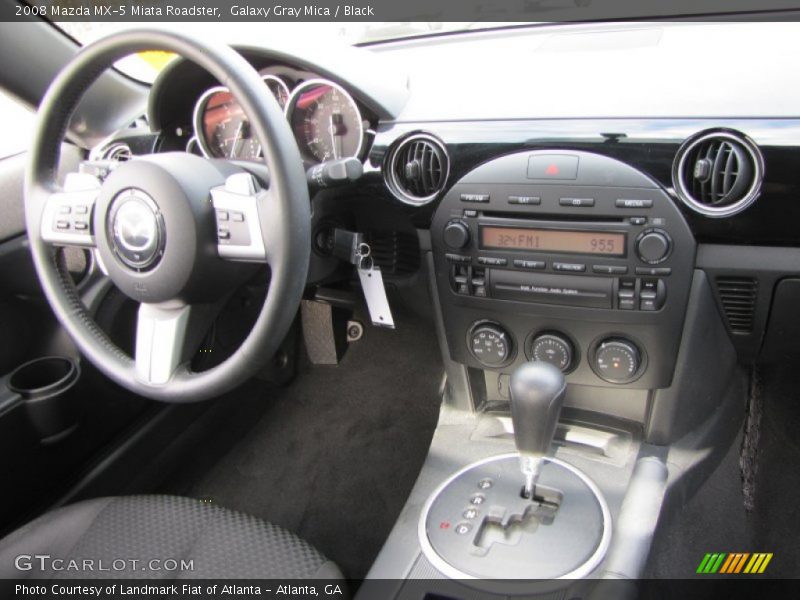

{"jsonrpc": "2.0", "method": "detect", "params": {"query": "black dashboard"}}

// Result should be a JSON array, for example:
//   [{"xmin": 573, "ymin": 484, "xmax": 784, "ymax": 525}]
[{"xmin": 98, "ymin": 21, "xmax": 800, "ymax": 394}]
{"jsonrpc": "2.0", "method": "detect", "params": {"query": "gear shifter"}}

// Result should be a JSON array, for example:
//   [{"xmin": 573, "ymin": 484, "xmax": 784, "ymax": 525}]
[{"xmin": 510, "ymin": 361, "xmax": 567, "ymax": 499}]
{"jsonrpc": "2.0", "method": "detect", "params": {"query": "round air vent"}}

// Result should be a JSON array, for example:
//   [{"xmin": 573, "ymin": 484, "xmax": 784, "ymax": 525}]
[
  {"xmin": 102, "ymin": 143, "xmax": 132, "ymax": 162},
  {"xmin": 385, "ymin": 133, "xmax": 449, "ymax": 205},
  {"xmin": 672, "ymin": 131, "xmax": 764, "ymax": 218}
]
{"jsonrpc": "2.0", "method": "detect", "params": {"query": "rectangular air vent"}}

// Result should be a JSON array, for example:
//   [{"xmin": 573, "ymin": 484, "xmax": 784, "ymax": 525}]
[{"xmin": 715, "ymin": 276, "xmax": 758, "ymax": 334}]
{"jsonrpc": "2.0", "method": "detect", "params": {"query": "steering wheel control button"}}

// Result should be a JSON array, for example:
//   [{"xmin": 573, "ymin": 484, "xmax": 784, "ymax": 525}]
[
  {"xmin": 593, "ymin": 339, "xmax": 642, "ymax": 384},
  {"xmin": 107, "ymin": 189, "xmax": 165, "ymax": 272},
  {"xmin": 635, "ymin": 228, "xmax": 672, "ymax": 264},
  {"xmin": 527, "ymin": 154, "xmax": 579, "ymax": 180}
]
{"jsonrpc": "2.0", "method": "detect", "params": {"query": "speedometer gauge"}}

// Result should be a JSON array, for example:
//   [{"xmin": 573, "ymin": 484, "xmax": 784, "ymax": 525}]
[
  {"xmin": 192, "ymin": 75, "xmax": 291, "ymax": 161},
  {"xmin": 285, "ymin": 79, "xmax": 365, "ymax": 163}
]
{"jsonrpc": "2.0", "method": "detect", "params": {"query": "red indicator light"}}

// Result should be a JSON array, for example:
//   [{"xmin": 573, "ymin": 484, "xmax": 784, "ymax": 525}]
[
  {"xmin": 545, "ymin": 164, "xmax": 559, "ymax": 176},
  {"xmin": 439, "ymin": 521, "xmax": 451, "ymax": 529}
]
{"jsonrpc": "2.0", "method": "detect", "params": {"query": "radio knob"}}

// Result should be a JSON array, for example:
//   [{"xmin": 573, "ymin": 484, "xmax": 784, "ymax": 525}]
[
  {"xmin": 593, "ymin": 339, "xmax": 641, "ymax": 384},
  {"xmin": 635, "ymin": 229, "xmax": 671, "ymax": 264},
  {"xmin": 444, "ymin": 220, "xmax": 471, "ymax": 250},
  {"xmin": 469, "ymin": 322, "xmax": 512, "ymax": 367},
  {"xmin": 528, "ymin": 333, "xmax": 574, "ymax": 372}
]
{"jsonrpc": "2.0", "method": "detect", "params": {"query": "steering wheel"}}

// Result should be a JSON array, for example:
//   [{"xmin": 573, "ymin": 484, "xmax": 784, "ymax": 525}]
[{"xmin": 24, "ymin": 30, "xmax": 310, "ymax": 402}]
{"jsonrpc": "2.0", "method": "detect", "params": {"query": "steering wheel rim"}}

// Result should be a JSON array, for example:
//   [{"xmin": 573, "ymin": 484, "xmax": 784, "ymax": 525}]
[{"xmin": 25, "ymin": 29, "xmax": 310, "ymax": 402}]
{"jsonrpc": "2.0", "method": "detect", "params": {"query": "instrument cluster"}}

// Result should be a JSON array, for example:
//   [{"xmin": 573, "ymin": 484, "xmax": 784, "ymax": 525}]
[{"xmin": 189, "ymin": 71, "xmax": 370, "ymax": 165}]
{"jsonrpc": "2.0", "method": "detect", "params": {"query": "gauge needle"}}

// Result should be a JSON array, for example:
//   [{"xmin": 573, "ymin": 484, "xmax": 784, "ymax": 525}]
[
  {"xmin": 329, "ymin": 113, "xmax": 344, "ymax": 160},
  {"xmin": 229, "ymin": 121, "xmax": 244, "ymax": 159}
]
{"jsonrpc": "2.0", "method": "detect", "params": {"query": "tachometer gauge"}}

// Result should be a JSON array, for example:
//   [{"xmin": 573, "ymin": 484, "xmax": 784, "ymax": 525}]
[{"xmin": 285, "ymin": 79, "xmax": 365, "ymax": 163}]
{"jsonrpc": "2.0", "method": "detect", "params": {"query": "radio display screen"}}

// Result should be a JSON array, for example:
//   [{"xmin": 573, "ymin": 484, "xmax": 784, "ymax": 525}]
[{"xmin": 480, "ymin": 226, "xmax": 626, "ymax": 256}]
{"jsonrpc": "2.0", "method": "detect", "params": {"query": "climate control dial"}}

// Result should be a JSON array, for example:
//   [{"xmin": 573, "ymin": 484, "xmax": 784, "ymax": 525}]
[
  {"xmin": 528, "ymin": 333, "xmax": 574, "ymax": 372},
  {"xmin": 468, "ymin": 322, "xmax": 512, "ymax": 367},
  {"xmin": 593, "ymin": 338, "xmax": 642, "ymax": 383}
]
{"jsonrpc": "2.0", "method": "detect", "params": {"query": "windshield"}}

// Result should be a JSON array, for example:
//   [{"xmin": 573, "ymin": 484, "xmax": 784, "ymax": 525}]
[{"xmin": 55, "ymin": 22, "xmax": 516, "ymax": 83}]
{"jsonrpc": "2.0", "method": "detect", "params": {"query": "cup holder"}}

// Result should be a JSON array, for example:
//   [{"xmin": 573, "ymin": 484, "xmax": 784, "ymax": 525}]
[{"xmin": 8, "ymin": 356, "xmax": 82, "ymax": 443}]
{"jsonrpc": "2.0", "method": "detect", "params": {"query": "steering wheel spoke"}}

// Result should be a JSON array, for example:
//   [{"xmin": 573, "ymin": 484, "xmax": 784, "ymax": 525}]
[
  {"xmin": 135, "ymin": 302, "xmax": 192, "ymax": 385},
  {"xmin": 211, "ymin": 172, "xmax": 269, "ymax": 263},
  {"xmin": 40, "ymin": 172, "xmax": 100, "ymax": 248}
]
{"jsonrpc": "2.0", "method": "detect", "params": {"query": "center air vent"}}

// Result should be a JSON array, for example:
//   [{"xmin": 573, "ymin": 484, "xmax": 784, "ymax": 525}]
[
  {"xmin": 715, "ymin": 276, "xmax": 758, "ymax": 334},
  {"xmin": 385, "ymin": 133, "xmax": 449, "ymax": 205},
  {"xmin": 672, "ymin": 131, "xmax": 764, "ymax": 218}
]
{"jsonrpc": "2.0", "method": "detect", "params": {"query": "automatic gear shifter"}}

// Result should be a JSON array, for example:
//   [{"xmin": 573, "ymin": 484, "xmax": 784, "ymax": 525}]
[{"xmin": 510, "ymin": 361, "xmax": 567, "ymax": 499}]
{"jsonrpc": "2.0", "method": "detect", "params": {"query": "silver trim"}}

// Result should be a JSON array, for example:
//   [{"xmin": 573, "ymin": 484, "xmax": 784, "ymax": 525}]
[
  {"xmin": 672, "ymin": 131, "xmax": 764, "ymax": 218},
  {"xmin": 135, "ymin": 303, "xmax": 191, "ymax": 385},
  {"xmin": 192, "ymin": 85, "xmax": 231, "ymax": 159},
  {"xmin": 418, "ymin": 453, "xmax": 612, "ymax": 581},
  {"xmin": 210, "ymin": 173, "xmax": 268, "ymax": 262},
  {"xmin": 40, "ymin": 173, "xmax": 100, "ymax": 247},
  {"xmin": 384, "ymin": 132, "xmax": 450, "ymax": 206},
  {"xmin": 192, "ymin": 76, "xmax": 292, "ymax": 160},
  {"xmin": 284, "ymin": 78, "xmax": 365, "ymax": 164}
]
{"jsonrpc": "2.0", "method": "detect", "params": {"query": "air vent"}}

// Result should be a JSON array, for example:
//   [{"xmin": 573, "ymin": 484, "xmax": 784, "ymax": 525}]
[
  {"xmin": 101, "ymin": 143, "xmax": 132, "ymax": 162},
  {"xmin": 364, "ymin": 230, "xmax": 421, "ymax": 276},
  {"xmin": 673, "ymin": 131, "xmax": 764, "ymax": 218},
  {"xmin": 385, "ymin": 133, "xmax": 449, "ymax": 205},
  {"xmin": 715, "ymin": 276, "xmax": 758, "ymax": 334}
]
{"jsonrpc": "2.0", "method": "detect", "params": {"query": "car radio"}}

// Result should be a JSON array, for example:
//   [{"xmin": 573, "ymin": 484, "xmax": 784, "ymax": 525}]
[{"xmin": 431, "ymin": 150, "xmax": 696, "ymax": 389}]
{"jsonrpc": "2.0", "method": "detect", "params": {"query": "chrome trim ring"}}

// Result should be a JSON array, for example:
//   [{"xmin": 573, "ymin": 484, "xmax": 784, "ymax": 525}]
[
  {"xmin": 284, "ymin": 78, "xmax": 365, "ymax": 164},
  {"xmin": 418, "ymin": 453, "xmax": 612, "ymax": 583},
  {"xmin": 384, "ymin": 132, "xmax": 450, "ymax": 206},
  {"xmin": 672, "ymin": 131, "xmax": 764, "ymax": 218}
]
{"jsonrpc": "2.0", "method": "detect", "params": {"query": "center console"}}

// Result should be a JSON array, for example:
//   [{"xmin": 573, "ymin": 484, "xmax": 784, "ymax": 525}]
[
  {"xmin": 431, "ymin": 150, "xmax": 696, "ymax": 390},
  {"xmin": 359, "ymin": 150, "xmax": 743, "ymax": 598}
]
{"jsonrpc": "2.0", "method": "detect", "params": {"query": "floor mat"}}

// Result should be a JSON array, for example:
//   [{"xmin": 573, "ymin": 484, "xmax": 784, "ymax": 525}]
[
  {"xmin": 647, "ymin": 363, "xmax": 800, "ymax": 578},
  {"xmin": 159, "ymin": 306, "xmax": 443, "ymax": 579}
]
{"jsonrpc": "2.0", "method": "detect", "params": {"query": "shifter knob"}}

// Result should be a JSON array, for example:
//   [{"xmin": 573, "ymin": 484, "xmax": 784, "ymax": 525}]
[{"xmin": 510, "ymin": 361, "xmax": 566, "ymax": 498}]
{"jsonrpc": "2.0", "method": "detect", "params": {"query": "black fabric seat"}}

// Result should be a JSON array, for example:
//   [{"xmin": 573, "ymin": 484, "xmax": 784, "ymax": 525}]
[{"xmin": 0, "ymin": 495, "xmax": 343, "ymax": 579}]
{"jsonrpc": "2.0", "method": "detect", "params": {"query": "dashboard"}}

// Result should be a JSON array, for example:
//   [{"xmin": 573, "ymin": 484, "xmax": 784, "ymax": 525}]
[{"xmin": 97, "ymin": 21, "xmax": 800, "ymax": 399}]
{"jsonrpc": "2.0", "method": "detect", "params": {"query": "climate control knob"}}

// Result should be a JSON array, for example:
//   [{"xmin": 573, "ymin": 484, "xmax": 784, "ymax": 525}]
[
  {"xmin": 469, "ymin": 322, "xmax": 512, "ymax": 367},
  {"xmin": 593, "ymin": 339, "xmax": 642, "ymax": 383},
  {"xmin": 528, "ymin": 333, "xmax": 574, "ymax": 372},
  {"xmin": 635, "ymin": 229, "xmax": 671, "ymax": 264},
  {"xmin": 443, "ymin": 220, "xmax": 471, "ymax": 249}
]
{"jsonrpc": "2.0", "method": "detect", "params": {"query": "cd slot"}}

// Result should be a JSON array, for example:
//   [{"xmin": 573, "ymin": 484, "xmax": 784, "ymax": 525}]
[
  {"xmin": 490, "ymin": 270, "xmax": 613, "ymax": 308},
  {"xmin": 480, "ymin": 211, "xmax": 626, "ymax": 224}
]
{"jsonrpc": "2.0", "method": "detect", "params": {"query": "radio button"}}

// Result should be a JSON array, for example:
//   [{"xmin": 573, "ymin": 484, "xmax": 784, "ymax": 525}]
[
  {"xmin": 478, "ymin": 257, "xmax": 508, "ymax": 266},
  {"xmin": 618, "ymin": 288, "xmax": 636, "ymax": 310},
  {"xmin": 508, "ymin": 195, "xmax": 541, "ymax": 205},
  {"xmin": 635, "ymin": 229, "xmax": 672, "ymax": 264},
  {"xmin": 559, "ymin": 197, "xmax": 595, "ymax": 207},
  {"xmin": 460, "ymin": 193, "xmax": 490, "ymax": 203},
  {"xmin": 635, "ymin": 267, "xmax": 672, "ymax": 276},
  {"xmin": 629, "ymin": 217, "xmax": 647, "ymax": 226},
  {"xmin": 514, "ymin": 259, "xmax": 545, "ymax": 270},
  {"xmin": 616, "ymin": 199, "xmax": 653, "ymax": 209},
  {"xmin": 445, "ymin": 253, "xmax": 471, "ymax": 264},
  {"xmin": 463, "ymin": 209, "xmax": 478, "ymax": 218},
  {"xmin": 444, "ymin": 220, "xmax": 471, "ymax": 250},
  {"xmin": 640, "ymin": 291, "xmax": 659, "ymax": 311},
  {"xmin": 553, "ymin": 262, "xmax": 586, "ymax": 273},
  {"xmin": 592, "ymin": 265, "xmax": 628, "ymax": 275}
]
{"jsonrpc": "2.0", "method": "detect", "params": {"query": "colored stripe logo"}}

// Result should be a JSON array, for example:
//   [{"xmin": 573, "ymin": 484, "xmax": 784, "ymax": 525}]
[{"xmin": 696, "ymin": 552, "xmax": 773, "ymax": 574}]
